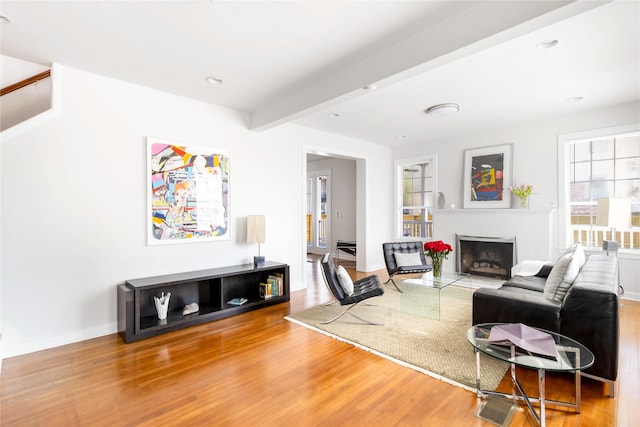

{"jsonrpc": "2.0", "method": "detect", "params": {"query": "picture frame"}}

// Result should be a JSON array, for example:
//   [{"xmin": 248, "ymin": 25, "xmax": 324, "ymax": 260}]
[
  {"xmin": 147, "ymin": 137, "xmax": 230, "ymax": 244},
  {"xmin": 463, "ymin": 143, "xmax": 512, "ymax": 209}
]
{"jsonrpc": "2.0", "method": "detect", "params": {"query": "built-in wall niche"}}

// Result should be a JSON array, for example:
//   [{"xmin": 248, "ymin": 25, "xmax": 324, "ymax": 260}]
[{"xmin": 456, "ymin": 234, "xmax": 516, "ymax": 279}]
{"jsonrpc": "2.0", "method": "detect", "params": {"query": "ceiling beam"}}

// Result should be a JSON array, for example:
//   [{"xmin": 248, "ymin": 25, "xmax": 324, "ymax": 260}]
[{"xmin": 249, "ymin": 0, "xmax": 609, "ymax": 132}]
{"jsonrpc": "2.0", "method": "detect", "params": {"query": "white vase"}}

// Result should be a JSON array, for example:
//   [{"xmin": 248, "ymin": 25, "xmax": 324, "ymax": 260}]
[{"xmin": 154, "ymin": 293, "xmax": 171, "ymax": 320}]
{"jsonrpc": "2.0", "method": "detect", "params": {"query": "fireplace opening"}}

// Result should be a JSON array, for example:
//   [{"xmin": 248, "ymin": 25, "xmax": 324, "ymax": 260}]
[{"xmin": 456, "ymin": 234, "xmax": 517, "ymax": 279}]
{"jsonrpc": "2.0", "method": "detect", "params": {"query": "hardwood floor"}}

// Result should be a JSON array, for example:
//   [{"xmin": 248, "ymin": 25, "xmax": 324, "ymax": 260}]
[{"xmin": 1, "ymin": 256, "xmax": 638, "ymax": 426}]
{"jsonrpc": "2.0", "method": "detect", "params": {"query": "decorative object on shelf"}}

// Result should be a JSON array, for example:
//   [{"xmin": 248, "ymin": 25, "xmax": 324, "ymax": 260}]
[
  {"xmin": 147, "ymin": 137, "xmax": 230, "ymax": 245},
  {"xmin": 424, "ymin": 240, "xmax": 453, "ymax": 277},
  {"xmin": 596, "ymin": 197, "xmax": 631, "ymax": 253},
  {"xmin": 463, "ymin": 144, "xmax": 513, "ymax": 209},
  {"xmin": 154, "ymin": 292, "xmax": 171, "ymax": 320},
  {"xmin": 183, "ymin": 302, "xmax": 199, "ymax": 315},
  {"xmin": 247, "ymin": 214, "xmax": 266, "ymax": 267},
  {"xmin": 227, "ymin": 297, "xmax": 248, "ymax": 306},
  {"xmin": 509, "ymin": 183, "xmax": 534, "ymax": 209},
  {"xmin": 437, "ymin": 192, "xmax": 446, "ymax": 209}
]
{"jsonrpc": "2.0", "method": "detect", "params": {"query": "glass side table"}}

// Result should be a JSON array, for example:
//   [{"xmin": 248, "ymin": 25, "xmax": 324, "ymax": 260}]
[{"xmin": 466, "ymin": 323, "xmax": 595, "ymax": 427}]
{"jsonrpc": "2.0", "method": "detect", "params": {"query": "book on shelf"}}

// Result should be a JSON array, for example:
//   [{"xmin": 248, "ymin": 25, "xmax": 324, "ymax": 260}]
[
  {"xmin": 227, "ymin": 297, "xmax": 248, "ymax": 306},
  {"xmin": 260, "ymin": 273, "xmax": 284, "ymax": 299}
]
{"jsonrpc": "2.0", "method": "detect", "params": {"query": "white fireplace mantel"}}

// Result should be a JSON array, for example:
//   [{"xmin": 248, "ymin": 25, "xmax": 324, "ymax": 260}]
[{"xmin": 433, "ymin": 209, "xmax": 556, "ymax": 273}]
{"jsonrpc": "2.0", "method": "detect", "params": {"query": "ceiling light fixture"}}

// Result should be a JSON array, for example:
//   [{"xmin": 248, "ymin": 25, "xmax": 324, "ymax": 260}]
[
  {"xmin": 536, "ymin": 39, "xmax": 559, "ymax": 49},
  {"xmin": 205, "ymin": 76, "xmax": 223, "ymax": 85},
  {"xmin": 328, "ymin": 113, "xmax": 340, "ymax": 118},
  {"xmin": 363, "ymin": 84, "xmax": 377, "ymax": 91},
  {"xmin": 0, "ymin": 15, "xmax": 10, "ymax": 23},
  {"xmin": 425, "ymin": 103, "xmax": 460, "ymax": 117},
  {"xmin": 566, "ymin": 96, "xmax": 584, "ymax": 102}
]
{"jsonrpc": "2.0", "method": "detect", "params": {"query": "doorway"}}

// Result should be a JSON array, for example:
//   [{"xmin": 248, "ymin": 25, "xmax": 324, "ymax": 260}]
[{"xmin": 306, "ymin": 153, "xmax": 359, "ymax": 269}]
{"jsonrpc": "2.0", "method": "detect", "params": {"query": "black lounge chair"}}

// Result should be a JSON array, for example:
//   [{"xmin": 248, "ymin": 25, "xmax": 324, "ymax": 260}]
[
  {"xmin": 319, "ymin": 253, "xmax": 384, "ymax": 325},
  {"xmin": 382, "ymin": 241, "xmax": 432, "ymax": 292}
]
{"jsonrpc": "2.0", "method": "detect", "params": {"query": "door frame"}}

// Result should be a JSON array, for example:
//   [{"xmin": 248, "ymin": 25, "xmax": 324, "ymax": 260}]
[{"xmin": 303, "ymin": 147, "xmax": 366, "ymax": 271}]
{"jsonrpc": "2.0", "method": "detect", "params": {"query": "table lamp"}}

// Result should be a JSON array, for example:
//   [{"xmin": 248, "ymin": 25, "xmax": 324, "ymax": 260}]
[
  {"xmin": 247, "ymin": 215, "xmax": 266, "ymax": 267},
  {"xmin": 596, "ymin": 198, "xmax": 631, "ymax": 253}
]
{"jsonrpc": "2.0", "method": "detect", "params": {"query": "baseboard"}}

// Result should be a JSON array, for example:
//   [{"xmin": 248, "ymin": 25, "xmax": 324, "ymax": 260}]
[{"xmin": 2, "ymin": 322, "xmax": 117, "ymax": 359}]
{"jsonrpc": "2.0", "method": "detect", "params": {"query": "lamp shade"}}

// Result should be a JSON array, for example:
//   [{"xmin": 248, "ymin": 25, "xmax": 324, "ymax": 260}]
[
  {"xmin": 596, "ymin": 198, "xmax": 631, "ymax": 229},
  {"xmin": 247, "ymin": 215, "xmax": 266, "ymax": 244}
]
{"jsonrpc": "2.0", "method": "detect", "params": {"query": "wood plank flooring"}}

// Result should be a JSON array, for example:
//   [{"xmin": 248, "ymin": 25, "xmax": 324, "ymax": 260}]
[{"xmin": 1, "ymin": 256, "xmax": 638, "ymax": 426}]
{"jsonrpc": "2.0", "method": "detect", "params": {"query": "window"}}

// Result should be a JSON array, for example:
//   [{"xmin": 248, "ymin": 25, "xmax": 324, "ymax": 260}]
[
  {"xmin": 396, "ymin": 156, "xmax": 436, "ymax": 239},
  {"xmin": 567, "ymin": 132, "xmax": 640, "ymax": 249}
]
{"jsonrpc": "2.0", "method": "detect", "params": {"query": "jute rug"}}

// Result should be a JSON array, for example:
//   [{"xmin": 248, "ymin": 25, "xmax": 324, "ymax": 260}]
[{"xmin": 285, "ymin": 285, "xmax": 509, "ymax": 392}]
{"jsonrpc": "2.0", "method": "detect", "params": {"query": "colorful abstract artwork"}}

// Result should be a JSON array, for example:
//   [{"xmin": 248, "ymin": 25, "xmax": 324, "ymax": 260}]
[
  {"xmin": 463, "ymin": 144, "xmax": 512, "ymax": 209},
  {"xmin": 147, "ymin": 138, "xmax": 229, "ymax": 244}
]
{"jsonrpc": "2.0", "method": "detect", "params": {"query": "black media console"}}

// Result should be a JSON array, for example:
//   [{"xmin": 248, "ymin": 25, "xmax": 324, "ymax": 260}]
[{"xmin": 117, "ymin": 261, "xmax": 290, "ymax": 343}]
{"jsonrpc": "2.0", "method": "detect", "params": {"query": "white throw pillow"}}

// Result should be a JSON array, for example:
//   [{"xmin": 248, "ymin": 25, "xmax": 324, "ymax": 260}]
[
  {"xmin": 557, "ymin": 243, "xmax": 585, "ymax": 283},
  {"xmin": 543, "ymin": 256, "xmax": 574, "ymax": 302},
  {"xmin": 336, "ymin": 265, "xmax": 354, "ymax": 295},
  {"xmin": 573, "ymin": 244, "xmax": 586, "ymax": 269},
  {"xmin": 394, "ymin": 251, "xmax": 422, "ymax": 267}
]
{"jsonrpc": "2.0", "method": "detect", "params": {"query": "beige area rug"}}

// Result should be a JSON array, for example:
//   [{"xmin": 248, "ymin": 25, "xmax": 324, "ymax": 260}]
[{"xmin": 286, "ymin": 285, "xmax": 509, "ymax": 392}]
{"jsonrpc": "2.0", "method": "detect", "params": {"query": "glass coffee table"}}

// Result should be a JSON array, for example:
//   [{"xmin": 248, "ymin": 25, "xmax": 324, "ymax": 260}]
[
  {"xmin": 399, "ymin": 272, "xmax": 469, "ymax": 320},
  {"xmin": 467, "ymin": 323, "xmax": 595, "ymax": 427}
]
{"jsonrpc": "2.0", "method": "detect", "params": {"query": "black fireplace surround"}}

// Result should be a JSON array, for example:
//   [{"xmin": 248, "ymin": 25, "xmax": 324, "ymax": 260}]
[{"xmin": 456, "ymin": 234, "xmax": 516, "ymax": 280}]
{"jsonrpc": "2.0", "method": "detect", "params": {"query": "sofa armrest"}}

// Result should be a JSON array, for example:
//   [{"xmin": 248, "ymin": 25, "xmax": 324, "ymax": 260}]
[
  {"xmin": 472, "ymin": 288, "xmax": 562, "ymax": 332},
  {"xmin": 561, "ymin": 286, "xmax": 619, "ymax": 382},
  {"xmin": 561, "ymin": 256, "xmax": 619, "ymax": 382}
]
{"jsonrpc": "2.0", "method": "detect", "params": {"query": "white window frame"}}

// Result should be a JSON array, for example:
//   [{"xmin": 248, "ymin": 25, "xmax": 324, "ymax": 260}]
[
  {"xmin": 394, "ymin": 154, "xmax": 438, "ymax": 240},
  {"xmin": 558, "ymin": 123, "xmax": 640, "ymax": 252}
]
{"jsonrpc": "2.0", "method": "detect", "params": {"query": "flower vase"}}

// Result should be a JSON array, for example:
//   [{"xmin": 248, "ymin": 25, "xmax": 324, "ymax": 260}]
[
  {"xmin": 515, "ymin": 196, "xmax": 529, "ymax": 209},
  {"xmin": 432, "ymin": 258, "xmax": 442, "ymax": 278}
]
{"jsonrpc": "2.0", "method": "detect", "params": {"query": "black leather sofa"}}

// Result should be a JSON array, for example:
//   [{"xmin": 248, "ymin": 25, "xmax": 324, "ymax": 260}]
[{"xmin": 472, "ymin": 253, "xmax": 619, "ymax": 396}]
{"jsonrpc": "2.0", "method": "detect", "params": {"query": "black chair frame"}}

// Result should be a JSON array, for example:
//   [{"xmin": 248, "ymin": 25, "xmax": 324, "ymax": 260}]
[
  {"xmin": 382, "ymin": 241, "xmax": 432, "ymax": 292},
  {"xmin": 319, "ymin": 253, "xmax": 384, "ymax": 325}
]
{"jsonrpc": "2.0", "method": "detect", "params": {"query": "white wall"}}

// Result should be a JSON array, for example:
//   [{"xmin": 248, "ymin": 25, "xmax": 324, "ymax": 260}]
[
  {"xmin": 393, "ymin": 101, "xmax": 640, "ymax": 300},
  {"xmin": 0, "ymin": 65, "xmax": 393, "ymax": 358}
]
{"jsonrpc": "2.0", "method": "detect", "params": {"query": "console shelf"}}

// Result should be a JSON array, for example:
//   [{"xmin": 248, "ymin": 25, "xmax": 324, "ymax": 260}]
[{"xmin": 117, "ymin": 261, "xmax": 289, "ymax": 343}]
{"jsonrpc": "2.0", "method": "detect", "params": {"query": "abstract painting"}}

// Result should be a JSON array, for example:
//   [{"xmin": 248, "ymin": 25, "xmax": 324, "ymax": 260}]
[
  {"xmin": 147, "ymin": 137, "xmax": 230, "ymax": 244},
  {"xmin": 463, "ymin": 144, "xmax": 512, "ymax": 209}
]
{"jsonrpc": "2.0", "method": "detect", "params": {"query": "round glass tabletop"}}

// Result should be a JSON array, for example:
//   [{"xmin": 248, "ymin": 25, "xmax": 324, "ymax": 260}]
[{"xmin": 467, "ymin": 323, "xmax": 594, "ymax": 372}]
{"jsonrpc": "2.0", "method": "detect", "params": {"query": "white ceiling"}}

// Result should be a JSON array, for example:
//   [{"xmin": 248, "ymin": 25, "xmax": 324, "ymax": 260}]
[{"xmin": 1, "ymin": 1, "xmax": 638, "ymax": 146}]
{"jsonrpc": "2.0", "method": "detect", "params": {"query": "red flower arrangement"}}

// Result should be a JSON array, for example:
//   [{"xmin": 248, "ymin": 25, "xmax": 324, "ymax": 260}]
[{"xmin": 423, "ymin": 240, "xmax": 453, "ymax": 277}]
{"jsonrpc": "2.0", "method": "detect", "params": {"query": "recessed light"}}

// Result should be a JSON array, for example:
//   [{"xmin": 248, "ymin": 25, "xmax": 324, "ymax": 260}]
[
  {"xmin": 398, "ymin": 135, "xmax": 407, "ymax": 139},
  {"xmin": 425, "ymin": 103, "xmax": 460, "ymax": 117},
  {"xmin": 0, "ymin": 15, "xmax": 10, "ymax": 23},
  {"xmin": 328, "ymin": 113, "xmax": 340, "ymax": 118},
  {"xmin": 536, "ymin": 39, "xmax": 559, "ymax": 49},
  {"xmin": 364, "ymin": 84, "xmax": 377, "ymax": 91},
  {"xmin": 566, "ymin": 96, "xmax": 584, "ymax": 102},
  {"xmin": 205, "ymin": 76, "xmax": 223, "ymax": 85}
]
